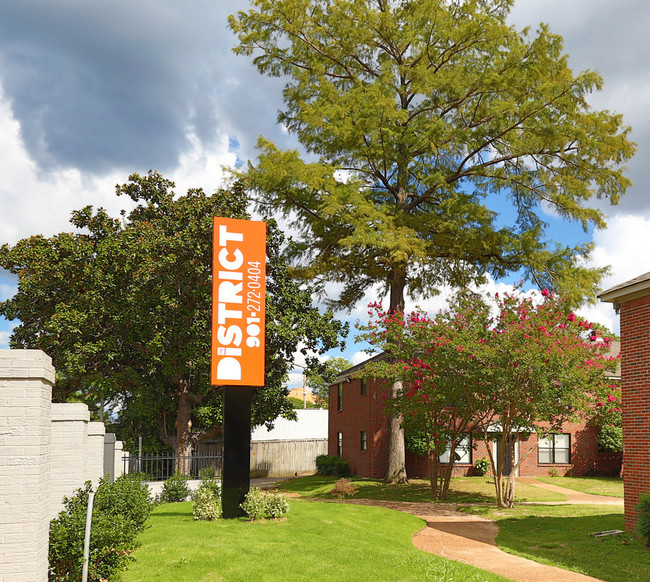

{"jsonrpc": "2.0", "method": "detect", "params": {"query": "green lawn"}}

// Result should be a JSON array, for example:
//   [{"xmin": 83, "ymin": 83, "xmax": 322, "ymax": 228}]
[
  {"xmin": 118, "ymin": 500, "xmax": 508, "ymax": 582},
  {"xmin": 280, "ymin": 475, "xmax": 567, "ymax": 503},
  {"xmin": 535, "ymin": 476, "xmax": 624, "ymax": 497},
  {"xmin": 464, "ymin": 504, "xmax": 649, "ymax": 582}
]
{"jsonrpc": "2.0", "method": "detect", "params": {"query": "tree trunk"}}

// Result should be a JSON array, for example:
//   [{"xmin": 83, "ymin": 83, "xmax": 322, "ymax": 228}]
[
  {"xmin": 175, "ymin": 383, "xmax": 194, "ymax": 474},
  {"xmin": 385, "ymin": 272, "xmax": 408, "ymax": 484},
  {"xmin": 385, "ymin": 384, "xmax": 408, "ymax": 483}
]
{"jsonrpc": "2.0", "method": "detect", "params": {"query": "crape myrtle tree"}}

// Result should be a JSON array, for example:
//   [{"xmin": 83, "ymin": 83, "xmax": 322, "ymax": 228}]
[
  {"xmin": 359, "ymin": 299, "xmax": 493, "ymax": 499},
  {"xmin": 0, "ymin": 171, "xmax": 347, "ymax": 470},
  {"xmin": 229, "ymin": 0, "xmax": 635, "ymax": 482},
  {"xmin": 362, "ymin": 288, "xmax": 619, "ymax": 507}
]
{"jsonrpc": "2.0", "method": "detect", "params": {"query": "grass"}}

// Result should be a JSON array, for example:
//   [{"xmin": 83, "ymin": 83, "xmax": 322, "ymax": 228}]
[
  {"xmin": 118, "ymin": 500, "xmax": 508, "ymax": 582},
  {"xmin": 535, "ymin": 476, "xmax": 624, "ymax": 497},
  {"xmin": 464, "ymin": 503, "xmax": 650, "ymax": 582},
  {"xmin": 280, "ymin": 475, "xmax": 567, "ymax": 504}
]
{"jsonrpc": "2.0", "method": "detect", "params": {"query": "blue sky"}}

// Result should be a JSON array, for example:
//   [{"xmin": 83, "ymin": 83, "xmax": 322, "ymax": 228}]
[{"xmin": 1, "ymin": 1, "xmax": 649, "ymax": 388}]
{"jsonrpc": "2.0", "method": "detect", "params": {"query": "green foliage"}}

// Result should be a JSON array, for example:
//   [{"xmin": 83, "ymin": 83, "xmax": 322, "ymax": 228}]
[
  {"xmin": 315, "ymin": 454, "xmax": 351, "ymax": 477},
  {"xmin": 287, "ymin": 396, "xmax": 321, "ymax": 409},
  {"xmin": 240, "ymin": 488, "xmax": 289, "ymax": 520},
  {"xmin": 230, "ymin": 0, "xmax": 634, "ymax": 311},
  {"xmin": 196, "ymin": 468, "xmax": 222, "ymax": 501},
  {"xmin": 192, "ymin": 486, "xmax": 222, "ymax": 521},
  {"xmin": 474, "ymin": 458, "xmax": 490, "ymax": 477},
  {"xmin": 361, "ymin": 288, "xmax": 619, "ymax": 507},
  {"xmin": 48, "ymin": 475, "xmax": 154, "ymax": 581},
  {"xmin": 160, "ymin": 472, "xmax": 191, "ymax": 503},
  {"xmin": 598, "ymin": 424, "xmax": 624, "ymax": 453},
  {"xmin": 305, "ymin": 356, "xmax": 351, "ymax": 407},
  {"xmin": 0, "ymin": 171, "xmax": 347, "ymax": 457},
  {"xmin": 638, "ymin": 495, "xmax": 650, "ymax": 547}
]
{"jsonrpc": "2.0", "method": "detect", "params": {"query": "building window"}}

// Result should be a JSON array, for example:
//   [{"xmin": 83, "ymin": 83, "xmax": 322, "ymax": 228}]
[
  {"xmin": 440, "ymin": 435, "xmax": 472, "ymax": 464},
  {"xmin": 538, "ymin": 434, "xmax": 570, "ymax": 464},
  {"xmin": 360, "ymin": 430, "xmax": 367, "ymax": 451},
  {"xmin": 360, "ymin": 378, "xmax": 367, "ymax": 395},
  {"xmin": 337, "ymin": 383, "xmax": 343, "ymax": 411},
  {"xmin": 337, "ymin": 432, "xmax": 343, "ymax": 457}
]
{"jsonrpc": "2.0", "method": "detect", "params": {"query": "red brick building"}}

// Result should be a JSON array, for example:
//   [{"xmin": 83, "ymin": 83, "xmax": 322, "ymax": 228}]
[
  {"xmin": 328, "ymin": 353, "xmax": 620, "ymax": 480},
  {"xmin": 600, "ymin": 272, "xmax": 650, "ymax": 530}
]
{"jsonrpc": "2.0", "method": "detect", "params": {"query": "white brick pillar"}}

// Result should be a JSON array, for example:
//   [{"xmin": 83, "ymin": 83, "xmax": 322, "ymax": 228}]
[
  {"xmin": 87, "ymin": 421, "xmax": 105, "ymax": 486},
  {"xmin": 104, "ymin": 432, "xmax": 117, "ymax": 482},
  {"xmin": 115, "ymin": 441, "xmax": 127, "ymax": 478},
  {"xmin": 0, "ymin": 349, "xmax": 54, "ymax": 582},
  {"xmin": 50, "ymin": 403, "xmax": 90, "ymax": 518}
]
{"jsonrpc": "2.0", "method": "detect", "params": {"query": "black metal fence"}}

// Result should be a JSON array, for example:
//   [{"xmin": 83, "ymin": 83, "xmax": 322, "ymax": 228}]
[{"xmin": 124, "ymin": 452, "xmax": 222, "ymax": 481}]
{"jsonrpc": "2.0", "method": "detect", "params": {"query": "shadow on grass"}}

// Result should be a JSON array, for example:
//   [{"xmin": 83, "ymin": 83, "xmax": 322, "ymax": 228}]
[
  {"xmin": 495, "ymin": 511, "xmax": 649, "ymax": 582},
  {"xmin": 280, "ymin": 475, "xmax": 497, "ymax": 504}
]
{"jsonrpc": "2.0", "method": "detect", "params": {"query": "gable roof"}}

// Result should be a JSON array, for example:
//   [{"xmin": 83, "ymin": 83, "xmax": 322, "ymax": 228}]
[
  {"xmin": 332, "ymin": 352, "xmax": 386, "ymax": 384},
  {"xmin": 599, "ymin": 271, "xmax": 650, "ymax": 307}
]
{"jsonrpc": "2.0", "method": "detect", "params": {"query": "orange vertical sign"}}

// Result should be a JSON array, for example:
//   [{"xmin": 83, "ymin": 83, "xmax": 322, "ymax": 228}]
[{"xmin": 211, "ymin": 217, "xmax": 266, "ymax": 386}]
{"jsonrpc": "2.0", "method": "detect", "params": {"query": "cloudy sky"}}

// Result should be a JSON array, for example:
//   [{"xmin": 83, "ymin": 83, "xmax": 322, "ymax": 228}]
[{"xmin": 1, "ymin": 0, "xmax": 648, "ymax": 388}]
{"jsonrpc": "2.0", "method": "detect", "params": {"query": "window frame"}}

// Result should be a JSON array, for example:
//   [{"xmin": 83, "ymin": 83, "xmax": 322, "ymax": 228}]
[
  {"xmin": 360, "ymin": 430, "xmax": 367, "ymax": 451},
  {"xmin": 439, "ymin": 434, "xmax": 472, "ymax": 465},
  {"xmin": 337, "ymin": 382, "xmax": 343, "ymax": 411},
  {"xmin": 538, "ymin": 433, "xmax": 571, "ymax": 464},
  {"xmin": 337, "ymin": 432, "xmax": 343, "ymax": 457}
]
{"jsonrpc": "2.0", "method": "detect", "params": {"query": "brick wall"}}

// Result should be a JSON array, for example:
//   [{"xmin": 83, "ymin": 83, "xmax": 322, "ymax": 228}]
[
  {"xmin": 619, "ymin": 295, "xmax": 650, "ymax": 530},
  {"xmin": 331, "ymin": 374, "xmax": 620, "ymax": 482},
  {"xmin": 329, "ymin": 377, "xmax": 391, "ymax": 479},
  {"xmin": 0, "ymin": 350, "xmax": 128, "ymax": 581},
  {"xmin": 0, "ymin": 350, "xmax": 54, "ymax": 582}
]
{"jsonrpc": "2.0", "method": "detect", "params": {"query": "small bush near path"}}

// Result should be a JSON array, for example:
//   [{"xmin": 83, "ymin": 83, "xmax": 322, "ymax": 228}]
[
  {"xmin": 281, "ymin": 475, "xmax": 566, "ymax": 503},
  {"xmin": 331, "ymin": 478, "xmax": 359, "ymax": 501},
  {"xmin": 535, "ymin": 476, "xmax": 624, "ymax": 497},
  {"xmin": 463, "ymin": 504, "xmax": 648, "ymax": 582},
  {"xmin": 118, "ymin": 500, "xmax": 508, "ymax": 582},
  {"xmin": 160, "ymin": 471, "xmax": 191, "ymax": 503},
  {"xmin": 49, "ymin": 475, "xmax": 154, "ymax": 581},
  {"xmin": 240, "ymin": 488, "xmax": 289, "ymax": 520}
]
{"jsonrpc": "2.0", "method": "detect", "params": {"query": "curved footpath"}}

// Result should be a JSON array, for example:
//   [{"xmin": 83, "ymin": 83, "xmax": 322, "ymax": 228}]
[
  {"xmin": 348, "ymin": 479, "xmax": 622, "ymax": 582},
  {"xmin": 266, "ymin": 477, "xmax": 623, "ymax": 582}
]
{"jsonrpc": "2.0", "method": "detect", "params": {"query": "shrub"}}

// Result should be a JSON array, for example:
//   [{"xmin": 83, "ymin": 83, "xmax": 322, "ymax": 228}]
[
  {"xmin": 264, "ymin": 491, "xmax": 290, "ymax": 518},
  {"xmin": 160, "ymin": 471, "xmax": 191, "ymax": 503},
  {"xmin": 598, "ymin": 424, "xmax": 623, "ymax": 453},
  {"xmin": 48, "ymin": 475, "xmax": 154, "ymax": 581},
  {"xmin": 193, "ymin": 486, "xmax": 222, "ymax": 521},
  {"xmin": 637, "ymin": 494, "xmax": 650, "ymax": 547},
  {"xmin": 474, "ymin": 457, "xmax": 490, "ymax": 477},
  {"xmin": 548, "ymin": 467, "xmax": 559, "ymax": 478},
  {"xmin": 240, "ymin": 488, "xmax": 289, "ymax": 520},
  {"xmin": 315, "ymin": 454, "xmax": 351, "ymax": 477},
  {"xmin": 331, "ymin": 478, "xmax": 359, "ymax": 501},
  {"xmin": 192, "ymin": 469, "xmax": 222, "ymax": 520}
]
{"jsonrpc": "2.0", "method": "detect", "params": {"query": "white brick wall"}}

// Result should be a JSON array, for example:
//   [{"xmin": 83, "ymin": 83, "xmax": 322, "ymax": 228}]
[{"xmin": 0, "ymin": 350, "xmax": 54, "ymax": 582}]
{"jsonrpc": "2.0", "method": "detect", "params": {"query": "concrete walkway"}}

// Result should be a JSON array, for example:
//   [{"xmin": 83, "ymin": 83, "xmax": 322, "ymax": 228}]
[{"xmin": 517, "ymin": 477, "xmax": 624, "ymax": 506}]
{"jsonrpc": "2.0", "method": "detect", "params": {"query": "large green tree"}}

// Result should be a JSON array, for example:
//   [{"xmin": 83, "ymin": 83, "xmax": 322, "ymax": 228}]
[
  {"xmin": 0, "ymin": 171, "xmax": 347, "ymax": 466},
  {"xmin": 229, "ymin": 0, "xmax": 635, "ymax": 482}
]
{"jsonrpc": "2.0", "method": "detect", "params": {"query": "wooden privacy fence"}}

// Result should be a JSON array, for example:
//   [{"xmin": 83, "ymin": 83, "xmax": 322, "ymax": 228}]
[{"xmin": 250, "ymin": 439, "xmax": 327, "ymax": 477}]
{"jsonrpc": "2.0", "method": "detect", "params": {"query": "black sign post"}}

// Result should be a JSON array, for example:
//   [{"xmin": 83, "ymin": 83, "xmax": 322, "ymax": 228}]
[{"xmin": 221, "ymin": 386, "xmax": 253, "ymax": 518}]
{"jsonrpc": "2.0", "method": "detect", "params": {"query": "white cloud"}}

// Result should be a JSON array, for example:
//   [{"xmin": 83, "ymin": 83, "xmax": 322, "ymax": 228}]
[{"xmin": 0, "ymin": 330, "xmax": 10, "ymax": 349}]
